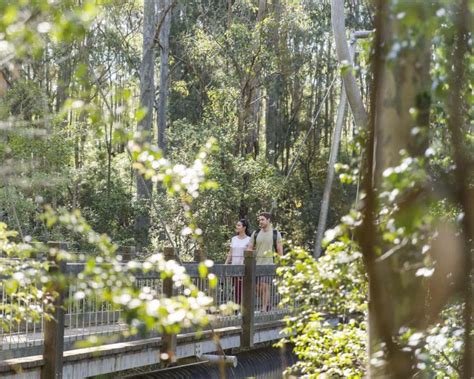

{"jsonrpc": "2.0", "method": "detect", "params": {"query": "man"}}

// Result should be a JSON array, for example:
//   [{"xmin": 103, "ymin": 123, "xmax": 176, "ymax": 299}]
[{"xmin": 247, "ymin": 212, "xmax": 283, "ymax": 311}]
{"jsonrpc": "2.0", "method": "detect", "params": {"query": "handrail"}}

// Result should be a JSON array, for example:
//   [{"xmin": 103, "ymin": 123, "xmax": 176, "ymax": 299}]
[{"xmin": 63, "ymin": 262, "xmax": 275, "ymax": 278}]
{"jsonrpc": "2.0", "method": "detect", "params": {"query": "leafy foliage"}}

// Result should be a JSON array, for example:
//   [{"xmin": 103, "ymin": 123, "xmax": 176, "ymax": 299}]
[
  {"xmin": 0, "ymin": 206, "xmax": 224, "ymax": 344},
  {"xmin": 276, "ymin": 244, "xmax": 367, "ymax": 377}
]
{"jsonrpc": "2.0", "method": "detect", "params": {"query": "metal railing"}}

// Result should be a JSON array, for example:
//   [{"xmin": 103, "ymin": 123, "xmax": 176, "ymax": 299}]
[
  {"xmin": 0, "ymin": 249, "xmax": 292, "ymax": 363},
  {"xmin": 1, "ymin": 284, "xmax": 46, "ymax": 352}
]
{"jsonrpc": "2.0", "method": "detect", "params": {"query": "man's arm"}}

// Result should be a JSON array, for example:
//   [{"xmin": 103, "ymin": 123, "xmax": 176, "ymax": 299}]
[
  {"xmin": 276, "ymin": 232, "xmax": 283, "ymax": 255},
  {"xmin": 276, "ymin": 241, "xmax": 283, "ymax": 256}
]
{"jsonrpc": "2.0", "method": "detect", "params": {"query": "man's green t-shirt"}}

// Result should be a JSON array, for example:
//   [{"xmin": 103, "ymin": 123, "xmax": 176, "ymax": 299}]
[{"xmin": 250, "ymin": 227, "xmax": 282, "ymax": 265}]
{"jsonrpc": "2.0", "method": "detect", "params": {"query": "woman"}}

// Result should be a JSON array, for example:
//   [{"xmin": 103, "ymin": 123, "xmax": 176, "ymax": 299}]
[
  {"xmin": 225, "ymin": 219, "xmax": 251, "ymax": 304},
  {"xmin": 225, "ymin": 219, "xmax": 251, "ymax": 264}
]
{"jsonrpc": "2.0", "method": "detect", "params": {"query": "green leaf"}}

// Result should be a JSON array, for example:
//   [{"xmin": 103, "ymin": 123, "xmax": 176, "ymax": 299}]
[
  {"xmin": 134, "ymin": 107, "xmax": 148, "ymax": 122},
  {"xmin": 198, "ymin": 262, "xmax": 208, "ymax": 278},
  {"xmin": 208, "ymin": 273, "xmax": 217, "ymax": 288}
]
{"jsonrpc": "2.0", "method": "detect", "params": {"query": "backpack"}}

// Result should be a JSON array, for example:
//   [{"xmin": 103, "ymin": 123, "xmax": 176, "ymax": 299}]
[{"xmin": 253, "ymin": 228, "xmax": 278, "ymax": 252}]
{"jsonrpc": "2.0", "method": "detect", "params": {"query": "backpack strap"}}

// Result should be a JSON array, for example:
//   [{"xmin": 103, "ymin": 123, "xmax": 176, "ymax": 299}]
[
  {"xmin": 253, "ymin": 229, "xmax": 260, "ymax": 246},
  {"xmin": 254, "ymin": 228, "xmax": 278, "ymax": 252},
  {"xmin": 273, "ymin": 230, "xmax": 278, "ymax": 252}
]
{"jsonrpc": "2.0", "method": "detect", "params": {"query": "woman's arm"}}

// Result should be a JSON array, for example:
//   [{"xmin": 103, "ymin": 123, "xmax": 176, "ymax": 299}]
[
  {"xmin": 247, "ymin": 232, "xmax": 255, "ymax": 251},
  {"xmin": 225, "ymin": 247, "xmax": 232, "ymax": 264}
]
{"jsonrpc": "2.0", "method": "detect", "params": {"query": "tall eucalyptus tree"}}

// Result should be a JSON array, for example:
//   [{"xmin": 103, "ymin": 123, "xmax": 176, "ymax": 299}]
[{"xmin": 135, "ymin": 0, "xmax": 157, "ymax": 247}]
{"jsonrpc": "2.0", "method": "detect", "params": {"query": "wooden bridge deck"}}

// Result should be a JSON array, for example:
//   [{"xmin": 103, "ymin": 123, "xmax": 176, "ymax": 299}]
[{"xmin": 0, "ymin": 320, "xmax": 289, "ymax": 378}]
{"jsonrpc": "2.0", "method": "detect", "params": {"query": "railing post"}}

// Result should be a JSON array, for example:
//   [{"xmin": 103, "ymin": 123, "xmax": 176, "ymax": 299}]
[
  {"xmin": 194, "ymin": 248, "xmax": 206, "ymax": 262},
  {"xmin": 42, "ymin": 241, "xmax": 67, "ymax": 379},
  {"xmin": 117, "ymin": 245, "xmax": 136, "ymax": 262},
  {"xmin": 242, "ymin": 249, "xmax": 256, "ymax": 348},
  {"xmin": 194, "ymin": 248, "xmax": 201, "ymax": 262},
  {"xmin": 161, "ymin": 246, "xmax": 177, "ymax": 366}
]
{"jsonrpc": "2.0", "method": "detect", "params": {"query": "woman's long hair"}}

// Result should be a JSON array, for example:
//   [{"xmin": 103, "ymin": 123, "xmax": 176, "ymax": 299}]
[{"xmin": 239, "ymin": 219, "xmax": 251, "ymax": 237}]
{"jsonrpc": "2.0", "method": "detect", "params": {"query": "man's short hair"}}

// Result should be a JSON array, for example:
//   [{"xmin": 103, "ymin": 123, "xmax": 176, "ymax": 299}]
[{"xmin": 259, "ymin": 212, "xmax": 272, "ymax": 220}]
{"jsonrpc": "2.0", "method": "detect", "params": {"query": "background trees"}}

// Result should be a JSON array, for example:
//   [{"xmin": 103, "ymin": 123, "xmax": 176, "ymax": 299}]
[{"xmin": 1, "ymin": 0, "xmax": 372, "ymax": 257}]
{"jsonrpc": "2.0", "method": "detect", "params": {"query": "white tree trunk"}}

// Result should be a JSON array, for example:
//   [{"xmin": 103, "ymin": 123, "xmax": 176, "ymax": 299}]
[
  {"xmin": 331, "ymin": 0, "xmax": 368, "ymax": 130},
  {"xmin": 314, "ymin": 83, "xmax": 347, "ymax": 258},
  {"xmin": 314, "ymin": 30, "xmax": 359, "ymax": 258}
]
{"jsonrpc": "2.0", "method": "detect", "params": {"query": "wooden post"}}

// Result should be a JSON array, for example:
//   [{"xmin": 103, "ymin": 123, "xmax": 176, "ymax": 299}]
[
  {"xmin": 117, "ymin": 246, "xmax": 136, "ymax": 262},
  {"xmin": 161, "ymin": 246, "xmax": 177, "ymax": 365},
  {"xmin": 41, "ymin": 241, "xmax": 67, "ymax": 379},
  {"xmin": 194, "ymin": 246, "xmax": 207, "ymax": 262},
  {"xmin": 194, "ymin": 248, "xmax": 203, "ymax": 262},
  {"xmin": 241, "ymin": 249, "xmax": 256, "ymax": 348}
]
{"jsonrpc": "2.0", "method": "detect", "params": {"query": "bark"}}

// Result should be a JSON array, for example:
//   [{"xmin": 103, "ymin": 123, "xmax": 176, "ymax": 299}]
[
  {"xmin": 365, "ymin": 0, "xmax": 433, "ymax": 376},
  {"xmin": 332, "ymin": 1, "xmax": 435, "ymax": 375},
  {"xmin": 358, "ymin": 3, "xmax": 400, "ymax": 377},
  {"xmin": 309, "ymin": 46, "xmax": 322, "ymax": 154},
  {"xmin": 55, "ymin": 44, "xmax": 71, "ymax": 112},
  {"xmin": 314, "ymin": 83, "xmax": 347, "ymax": 258},
  {"xmin": 105, "ymin": 91, "xmax": 113, "ymax": 200},
  {"xmin": 374, "ymin": 19, "xmax": 431, "ymax": 183},
  {"xmin": 73, "ymin": 36, "xmax": 91, "ymax": 208},
  {"xmin": 135, "ymin": 0, "xmax": 157, "ymax": 247},
  {"xmin": 446, "ymin": 1, "xmax": 472, "ymax": 376},
  {"xmin": 157, "ymin": 0, "xmax": 171, "ymax": 155},
  {"xmin": 323, "ymin": 40, "xmax": 331, "ymax": 148},
  {"xmin": 238, "ymin": 0, "xmax": 267, "ymax": 218},
  {"xmin": 266, "ymin": 74, "xmax": 283, "ymax": 164},
  {"xmin": 265, "ymin": 0, "xmax": 282, "ymax": 165},
  {"xmin": 331, "ymin": 0, "xmax": 368, "ymax": 130},
  {"xmin": 244, "ymin": 0, "xmax": 266, "ymax": 157}
]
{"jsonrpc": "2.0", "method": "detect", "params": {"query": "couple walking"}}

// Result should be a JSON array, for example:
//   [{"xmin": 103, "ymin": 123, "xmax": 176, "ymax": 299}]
[{"xmin": 225, "ymin": 212, "xmax": 283, "ymax": 309}]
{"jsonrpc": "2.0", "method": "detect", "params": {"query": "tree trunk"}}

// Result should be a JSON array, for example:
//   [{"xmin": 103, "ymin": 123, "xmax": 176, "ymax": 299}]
[
  {"xmin": 73, "ymin": 35, "xmax": 91, "ymax": 208},
  {"xmin": 309, "ymin": 46, "xmax": 322, "ymax": 155},
  {"xmin": 332, "ymin": 0, "xmax": 435, "ymax": 376},
  {"xmin": 157, "ymin": 0, "xmax": 171, "ymax": 155},
  {"xmin": 238, "ymin": 0, "xmax": 267, "ymax": 218},
  {"xmin": 373, "ymin": 12, "xmax": 431, "ymax": 183},
  {"xmin": 244, "ymin": 0, "xmax": 266, "ymax": 157},
  {"xmin": 364, "ymin": 0, "xmax": 433, "ymax": 376},
  {"xmin": 314, "ymin": 81, "xmax": 348, "ymax": 258},
  {"xmin": 446, "ymin": 1, "xmax": 472, "ymax": 376},
  {"xmin": 135, "ymin": 0, "xmax": 157, "ymax": 248},
  {"xmin": 323, "ymin": 40, "xmax": 331, "ymax": 148},
  {"xmin": 266, "ymin": 74, "xmax": 283, "ymax": 165},
  {"xmin": 331, "ymin": 0, "xmax": 368, "ymax": 130},
  {"xmin": 265, "ymin": 0, "xmax": 282, "ymax": 165},
  {"xmin": 55, "ymin": 44, "xmax": 71, "ymax": 112}
]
